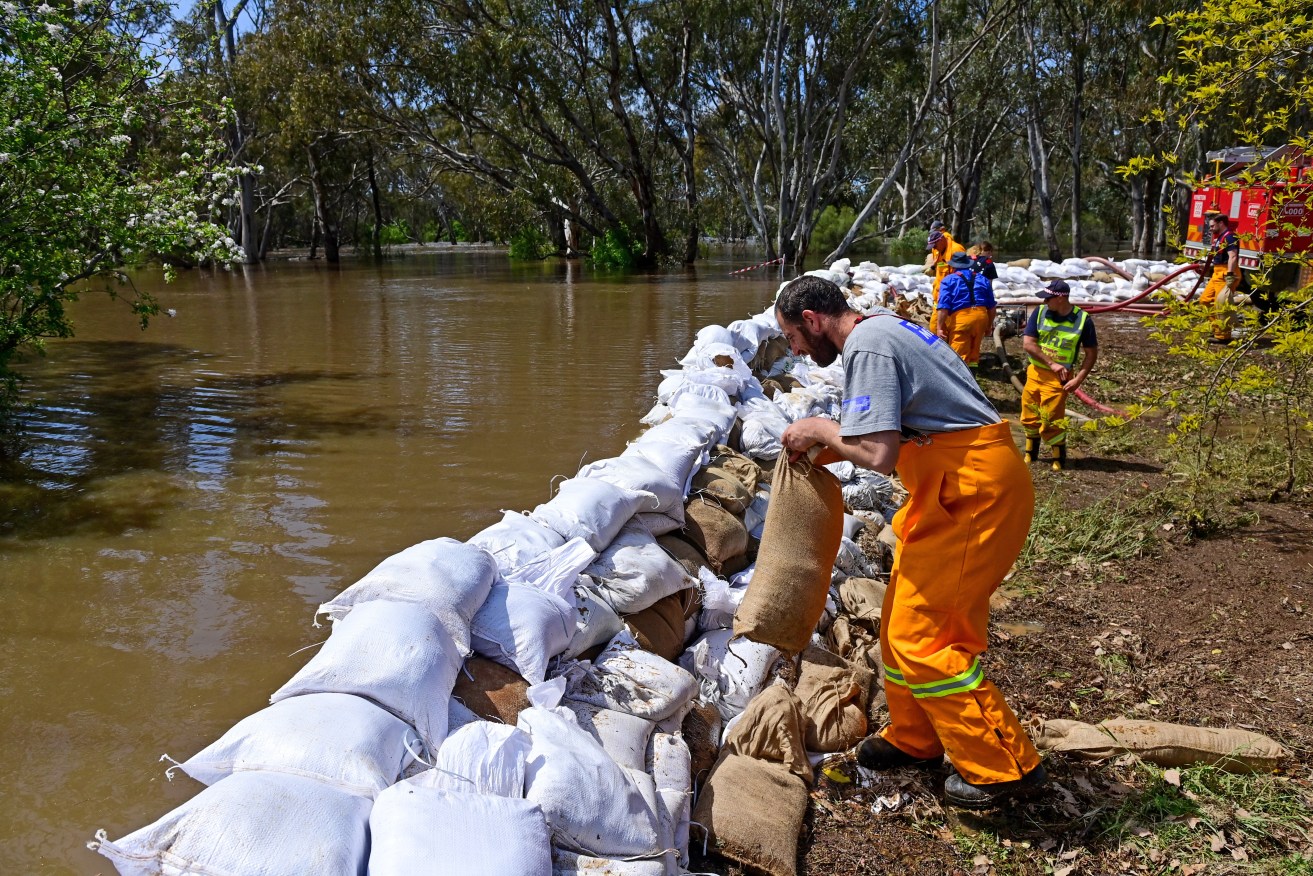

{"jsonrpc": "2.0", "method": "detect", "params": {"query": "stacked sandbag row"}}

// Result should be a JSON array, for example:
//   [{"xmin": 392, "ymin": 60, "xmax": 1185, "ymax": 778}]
[
  {"xmin": 816, "ymin": 254, "xmax": 1202, "ymax": 310},
  {"xmin": 90, "ymin": 297, "xmax": 904, "ymax": 876}
]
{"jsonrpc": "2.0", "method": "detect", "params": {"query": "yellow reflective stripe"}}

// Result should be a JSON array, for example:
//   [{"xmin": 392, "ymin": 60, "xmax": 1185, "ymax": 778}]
[
  {"xmin": 883, "ymin": 664, "xmax": 906, "ymax": 686},
  {"xmin": 906, "ymin": 660, "xmax": 985, "ymax": 699}
]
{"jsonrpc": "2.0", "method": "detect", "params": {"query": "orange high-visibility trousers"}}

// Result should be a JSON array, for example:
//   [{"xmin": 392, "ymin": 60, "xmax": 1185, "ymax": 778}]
[
  {"xmin": 1197, "ymin": 266, "xmax": 1234, "ymax": 341},
  {"xmin": 941, "ymin": 306, "xmax": 991, "ymax": 367},
  {"xmin": 878, "ymin": 421, "xmax": 1041, "ymax": 786},
  {"xmin": 1020, "ymin": 365, "xmax": 1070, "ymax": 446}
]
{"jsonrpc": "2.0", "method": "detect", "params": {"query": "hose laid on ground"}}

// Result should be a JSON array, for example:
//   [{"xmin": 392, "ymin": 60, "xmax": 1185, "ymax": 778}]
[
  {"xmin": 992, "ymin": 321, "xmax": 1103, "ymax": 422},
  {"xmin": 1083, "ymin": 262, "xmax": 1203, "ymax": 312},
  {"xmin": 1083, "ymin": 256, "xmax": 1134, "ymax": 281}
]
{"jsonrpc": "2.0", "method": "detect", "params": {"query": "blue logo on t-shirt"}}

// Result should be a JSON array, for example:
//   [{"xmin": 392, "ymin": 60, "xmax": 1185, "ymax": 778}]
[
  {"xmin": 842, "ymin": 395, "xmax": 871, "ymax": 413},
  {"xmin": 899, "ymin": 320, "xmax": 938, "ymax": 346}
]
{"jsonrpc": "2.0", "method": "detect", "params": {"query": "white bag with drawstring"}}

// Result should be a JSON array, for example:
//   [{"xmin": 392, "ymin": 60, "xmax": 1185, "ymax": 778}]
[
  {"xmin": 679, "ymin": 629, "xmax": 782, "ymax": 721},
  {"xmin": 271, "ymin": 599, "xmax": 462, "ymax": 752},
  {"xmin": 166, "ymin": 692, "xmax": 418, "ymax": 797},
  {"xmin": 531, "ymin": 478, "xmax": 658, "ymax": 553},
  {"xmin": 518, "ymin": 678, "xmax": 664, "ymax": 859},
  {"xmin": 584, "ymin": 522, "xmax": 696, "ymax": 616},
  {"xmin": 90, "ymin": 771, "xmax": 371, "ymax": 876},
  {"xmin": 471, "ymin": 511, "xmax": 568, "ymax": 574},
  {"xmin": 412, "ymin": 721, "xmax": 532, "ymax": 798},
  {"xmin": 316, "ymin": 537, "xmax": 496, "ymax": 655}
]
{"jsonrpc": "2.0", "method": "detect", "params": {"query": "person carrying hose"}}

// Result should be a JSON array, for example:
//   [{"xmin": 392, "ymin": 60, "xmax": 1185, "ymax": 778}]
[
  {"xmin": 1198, "ymin": 212, "xmax": 1241, "ymax": 343},
  {"xmin": 775, "ymin": 275, "xmax": 1046, "ymax": 810},
  {"xmin": 925, "ymin": 220, "xmax": 966, "ymax": 307},
  {"xmin": 1021, "ymin": 280, "xmax": 1098, "ymax": 471},
  {"xmin": 935, "ymin": 251, "xmax": 996, "ymax": 370}
]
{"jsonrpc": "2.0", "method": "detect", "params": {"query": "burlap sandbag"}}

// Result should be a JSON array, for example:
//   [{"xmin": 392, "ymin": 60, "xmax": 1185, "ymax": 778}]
[
  {"xmin": 723, "ymin": 684, "xmax": 812, "ymax": 782},
  {"xmin": 682, "ymin": 497, "xmax": 749, "ymax": 573},
  {"xmin": 733, "ymin": 454, "xmax": 843, "ymax": 654},
  {"xmin": 690, "ymin": 472, "xmax": 754, "ymax": 515},
  {"xmin": 692, "ymin": 753, "xmax": 807, "ymax": 876},
  {"xmin": 657, "ymin": 533, "xmax": 708, "ymax": 577},
  {"xmin": 794, "ymin": 646, "xmax": 872, "ymax": 752},
  {"xmin": 837, "ymin": 576, "xmax": 887, "ymax": 628},
  {"xmin": 624, "ymin": 588, "xmax": 694, "ymax": 661},
  {"xmin": 826, "ymin": 615, "xmax": 880, "ymax": 675},
  {"xmin": 452, "ymin": 656, "xmax": 531, "ymax": 724},
  {"xmin": 705, "ymin": 446, "xmax": 763, "ymax": 495},
  {"xmin": 750, "ymin": 335, "xmax": 791, "ymax": 376},
  {"xmin": 682, "ymin": 701, "xmax": 723, "ymax": 785},
  {"xmin": 1035, "ymin": 718, "xmax": 1289, "ymax": 773}
]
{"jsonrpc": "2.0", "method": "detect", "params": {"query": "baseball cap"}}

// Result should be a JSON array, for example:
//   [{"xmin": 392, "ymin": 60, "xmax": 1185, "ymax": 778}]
[
  {"xmin": 1037, "ymin": 279, "xmax": 1071, "ymax": 299},
  {"xmin": 949, "ymin": 252, "xmax": 972, "ymax": 270},
  {"xmin": 929, "ymin": 220, "xmax": 945, "ymax": 232},
  {"xmin": 926, "ymin": 230, "xmax": 945, "ymax": 250}
]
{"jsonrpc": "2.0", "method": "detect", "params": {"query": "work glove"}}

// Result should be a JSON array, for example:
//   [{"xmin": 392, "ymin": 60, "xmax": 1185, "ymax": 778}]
[
  {"xmin": 1224, "ymin": 272, "xmax": 1239, "ymax": 291},
  {"xmin": 922, "ymin": 252, "xmax": 937, "ymax": 275}
]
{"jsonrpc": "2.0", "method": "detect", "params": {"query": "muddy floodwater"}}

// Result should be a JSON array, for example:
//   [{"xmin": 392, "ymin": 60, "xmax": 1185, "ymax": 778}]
[{"xmin": 0, "ymin": 249, "xmax": 779, "ymax": 872}]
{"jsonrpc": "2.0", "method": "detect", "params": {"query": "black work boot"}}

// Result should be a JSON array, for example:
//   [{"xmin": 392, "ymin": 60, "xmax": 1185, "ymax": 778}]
[
  {"xmin": 1023, "ymin": 437, "xmax": 1040, "ymax": 464},
  {"xmin": 855, "ymin": 735, "xmax": 943, "ymax": 771},
  {"xmin": 1051, "ymin": 443, "xmax": 1067, "ymax": 472},
  {"xmin": 944, "ymin": 764, "xmax": 1048, "ymax": 810}
]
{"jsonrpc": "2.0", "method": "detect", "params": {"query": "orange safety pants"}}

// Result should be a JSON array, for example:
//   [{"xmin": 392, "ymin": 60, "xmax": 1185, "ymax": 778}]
[
  {"xmin": 1197, "ymin": 266, "xmax": 1234, "ymax": 341},
  {"xmin": 879, "ymin": 421, "xmax": 1041, "ymax": 786},
  {"xmin": 1020, "ymin": 364, "xmax": 1070, "ymax": 446},
  {"xmin": 941, "ymin": 306, "xmax": 991, "ymax": 368}
]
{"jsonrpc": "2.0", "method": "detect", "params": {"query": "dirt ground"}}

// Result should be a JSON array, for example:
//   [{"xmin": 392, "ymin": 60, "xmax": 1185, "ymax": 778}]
[{"xmin": 693, "ymin": 314, "xmax": 1313, "ymax": 875}]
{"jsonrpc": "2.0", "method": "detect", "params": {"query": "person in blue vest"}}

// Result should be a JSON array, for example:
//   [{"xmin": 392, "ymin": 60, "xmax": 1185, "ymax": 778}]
[
  {"xmin": 935, "ymin": 251, "xmax": 996, "ymax": 370},
  {"xmin": 1020, "ymin": 280, "xmax": 1098, "ymax": 471}
]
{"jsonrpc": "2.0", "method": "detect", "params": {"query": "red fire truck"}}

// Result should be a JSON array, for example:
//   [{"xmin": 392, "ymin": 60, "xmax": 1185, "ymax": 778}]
[{"xmin": 1184, "ymin": 145, "xmax": 1313, "ymax": 280}]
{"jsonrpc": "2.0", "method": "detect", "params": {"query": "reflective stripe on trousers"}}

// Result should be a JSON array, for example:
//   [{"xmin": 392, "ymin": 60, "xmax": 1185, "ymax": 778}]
[{"xmin": 878, "ymin": 421, "xmax": 1042, "ymax": 785}]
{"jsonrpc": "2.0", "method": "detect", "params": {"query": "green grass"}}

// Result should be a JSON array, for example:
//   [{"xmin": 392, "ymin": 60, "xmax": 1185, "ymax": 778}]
[{"xmin": 1012, "ymin": 490, "xmax": 1164, "ymax": 591}]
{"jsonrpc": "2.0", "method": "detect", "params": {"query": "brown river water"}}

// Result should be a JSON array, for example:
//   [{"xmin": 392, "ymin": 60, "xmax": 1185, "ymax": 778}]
[{"xmin": 0, "ymin": 249, "xmax": 780, "ymax": 872}]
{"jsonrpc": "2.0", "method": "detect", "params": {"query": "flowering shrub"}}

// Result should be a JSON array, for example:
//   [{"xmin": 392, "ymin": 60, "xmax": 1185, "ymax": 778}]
[{"xmin": 0, "ymin": 0, "xmax": 242, "ymax": 410}]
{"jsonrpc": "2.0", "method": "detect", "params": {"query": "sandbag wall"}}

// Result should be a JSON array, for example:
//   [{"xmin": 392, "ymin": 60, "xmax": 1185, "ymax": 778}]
[{"xmin": 90, "ymin": 264, "xmax": 909, "ymax": 876}]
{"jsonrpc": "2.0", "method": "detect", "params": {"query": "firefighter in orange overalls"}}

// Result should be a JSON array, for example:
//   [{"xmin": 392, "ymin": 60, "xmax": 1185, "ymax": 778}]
[
  {"xmin": 935, "ymin": 251, "xmax": 996, "ymax": 370},
  {"xmin": 925, "ymin": 220, "xmax": 967, "ymax": 307},
  {"xmin": 1021, "ymin": 280, "xmax": 1099, "ymax": 471},
  {"xmin": 775, "ymin": 275, "xmax": 1046, "ymax": 810},
  {"xmin": 1197, "ymin": 212, "xmax": 1241, "ymax": 343}
]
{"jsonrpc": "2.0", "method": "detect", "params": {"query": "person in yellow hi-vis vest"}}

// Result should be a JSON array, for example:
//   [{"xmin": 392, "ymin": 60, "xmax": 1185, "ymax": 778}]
[
  {"xmin": 925, "ymin": 220, "xmax": 966, "ymax": 307},
  {"xmin": 1021, "ymin": 280, "xmax": 1098, "ymax": 471},
  {"xmin": 774, "ymin": 275, "xmax": 1046, "ymax": 810},
  {"xmin": 1198, "ymin": 212, "xmax": 1241, "ymax": 343}
]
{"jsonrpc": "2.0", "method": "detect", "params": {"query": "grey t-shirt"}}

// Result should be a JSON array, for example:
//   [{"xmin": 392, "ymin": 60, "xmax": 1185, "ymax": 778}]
[{"xmin": 839, "ymin": 310, "xmax": 1001, "ymax": 438}]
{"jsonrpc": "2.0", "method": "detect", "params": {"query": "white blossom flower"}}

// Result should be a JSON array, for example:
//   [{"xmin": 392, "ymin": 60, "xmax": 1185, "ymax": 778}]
[
  {"xmin": 0, "ymin": 153, "xmax": 11, "ymax": 164},
  {"xmin": 1, "ymin": 3, "xmax": 18, "ymax": 15},
  {"xmin": 45, "ymin": 22, "xmax": 63, "ymax": 35},
  {"xmin": 109, "ymin": 134, "xmax": 130, "ymax": 146},
  {"xmin": 37, "ymin": 3, "xmax": 54, "ymax": 13}
]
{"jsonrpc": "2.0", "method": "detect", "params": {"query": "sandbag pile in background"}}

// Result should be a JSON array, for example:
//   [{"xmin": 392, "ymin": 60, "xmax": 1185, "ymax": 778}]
[{"xmin": 90, "ymin": 265, "xmax": 918, "ymax": 876}]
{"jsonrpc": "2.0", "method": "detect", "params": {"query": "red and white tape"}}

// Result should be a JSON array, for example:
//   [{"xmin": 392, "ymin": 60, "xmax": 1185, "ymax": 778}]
[{"xmin": 729, "ymin": 256, "xmax": 786, "ymax": 276}]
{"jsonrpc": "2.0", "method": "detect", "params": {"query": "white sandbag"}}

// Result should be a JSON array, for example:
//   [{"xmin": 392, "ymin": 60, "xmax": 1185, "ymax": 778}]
[
  {"xmin": 317, "ymin": 537, "xmax": 496, "ymax": 655},
  {"xmin": 552, "ymin": 850, "xmax": 666, "ymax": 876},
  {"xmin": 585, "ymin": 522, "xmax": 696, "ymax": 616},
  {"xmin": 655, "ymin": 372, "xmax": 686, "ymax": 404},
  {"xmin": 639, "ymin": 402, "xmax": 671, "ymax": 426},
  {"xmin": 579, "ymin": 454, "xmax": 686, "ymax": 516},
  {"xmin": 500, "ymin": 537, "xmax": 595, "ymax": 601},
  {"xmin": 634, "ymin": 510, "xmax": 683, "ymax": 537},
  {"xmin": 472, "ymin": 582, "xmax": 575, "ymax": 684},
  {"xmin": 673, "ymin": 343, "xmax": 754, "ymax": 396},
  {"xmin": 679, "ymin": 629, "xmax": 782, "ymax": 721},
  {"xmin": 471, "ymin": 511, "xmax": 568, "ymax": 574},
  {"xmin": 824, "ymin": 460, "xmax": 856, "ymax": 481},
  {"xmin": 449, "ymin": 695, "xmax": 483, "ymax": 735},
  {"xmin": 649, "ymin": 731, "xmax": 693, "ymax": 872},
  {"xmin": 562, "ymin": 630, "xmax": 697, "ymax": 723},
  {"xmin": 666, "ymin": 390, "xmax": 736, "ymax": 445},
  {"xmin": 698, "ymin": 572, "xmax": 746, "ymax": 633},
  {"xmin": 167, "ymin": 692, "xmax": 417, "ymax": 797},
  {"xmin": 834, "ymin": 536, "xmax": 877, "ymax": 579},
  {"xmin": 561, "ymin": 581, "xmax": 625, "ymax": 660},
  {"xmin": 683, "ymin": 325, "xmax": 736, "ymax": 360},
  {"xmin": 841, "ymin": 467, "xmax": 894, "ymax": 512},
  {"xmin": 563, "ymin": 701, "xmax": 656, "ymax": 772},
  {"xmin": 519, "ymin": 679, "xmax": 663, "ymax": 858},
  {"xmin": 412, "ymin": 722, "xmax": 532, "ymax": 798},
  {"xmin": 532, "ymin": 478, "xmax": 658, "ymax": 553},
  {"xmin": 272, "ymin": 600, "xmax": 461, "ymax": 751},
  {"xmin": 369, "ymin": 784, "xmax": 552, "ymax": 876},
  {"xmin": 726, "ymin": 318, "xmax": 776, "ymax": 359},
  {"xmin": 632, "ymin": 416, "xmax": 719, "ymax": 455},
  {"xmin": 90, "ymin": 771, "xmax": 371, "ymax": 876},
  {"xmin": 743, "ymin": 489, "xmax": 770, "ymax": 538}
]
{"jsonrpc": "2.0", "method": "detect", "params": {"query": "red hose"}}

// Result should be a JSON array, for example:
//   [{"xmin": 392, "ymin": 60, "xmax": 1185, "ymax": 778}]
[
  {"xmin": 1073, "ymin": 387, "xmax": 1122, "ymax": 415},
  {"xmin": 1083, "ymin": 263, "xmax": 1203, "ymax": 312},
  {"xmin": 1083, "ymin": 256, "xmax": 1134, "ymax": 281}
]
